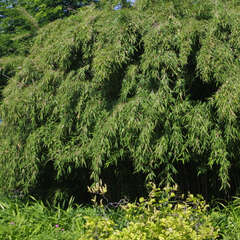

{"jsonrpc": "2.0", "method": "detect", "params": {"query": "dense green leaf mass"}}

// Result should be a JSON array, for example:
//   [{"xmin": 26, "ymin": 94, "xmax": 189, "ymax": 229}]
[
  {"xmin": 0, "ymin": 1, "xmax": 38, "ymax": 97},
  {"xmin": 0, "ymin": 0, "xmax": 98, "ymax": 104},
  {"xmin": 1, "ymin": 0, "xmax": 240, "ymax": 200},
  {"xmin": 0, "ymin": 4, "xmax": 36, "ymax": 57},
  {"xmin": 18, "ymin": 0, "xmax": 99, "ymax": 26}
]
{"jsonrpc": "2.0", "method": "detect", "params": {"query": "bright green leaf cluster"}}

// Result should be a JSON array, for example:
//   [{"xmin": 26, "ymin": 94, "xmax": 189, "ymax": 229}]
[{"xmin": 79, "ymin": 185, "xmax": 219, "ymax": 240}]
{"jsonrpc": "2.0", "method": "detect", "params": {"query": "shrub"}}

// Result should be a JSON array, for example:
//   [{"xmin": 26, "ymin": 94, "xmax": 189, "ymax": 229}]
[
  {"xmin": 0, "ymin": 185, "xmax": 220, "ymax": 240},
  {"xmin": 1, "ymin": 0, "xmax": 240, "ymax": 201},
  {"xmin": 79, "ymin": 184, "xmax": 219, "ymax": 240}
]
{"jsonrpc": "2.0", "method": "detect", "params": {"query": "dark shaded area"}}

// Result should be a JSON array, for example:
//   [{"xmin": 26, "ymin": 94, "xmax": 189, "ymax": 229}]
[
  {"xmin": 0, "ymin": 74, "xmax": 8, "ymax": 101},
  {"xmin": 31, "ymin": 161, "xmax": 92, "ymax": 206},
  {"xmin": 29, "ymin": 157, "xmax": 240, "ymax": 206},
  {"xmin": 67, "ymin": 36, "xmax": 95, "ymax": 74},
  {"xmin": 184, "ymin": 35, "xmax": 218, "ymax": 102},
  {"xmin": 30, "ymin": 158, "xmax": 148, "ymax": 206},
  {"xmin": 215, "ymin": 22, "xmax": 232, "ymax": 42},
  {"xmin": 174, "ymin": 159, "xmax": 229, "ymax": 203},
  {"xmin": 103, "ymin": 65, "xmax": 127, "ymax": 103},
  {"xmin": 101, "ymin": 158, "xmax": 148, "ymax": 203},
  {"xmin": 104, "ymin": 37, "xmax": 144, "ymax": 107},
  {"xmin": 0, "ymin": 64, "xmax": 15, "ymax": 101},
  {"xmin": 187, "ymin": 78, "xmax": 218, "ymax": 102},
  {"xmin": 228, "ymin": 157, "xmax": 240, "ymax": 199}
]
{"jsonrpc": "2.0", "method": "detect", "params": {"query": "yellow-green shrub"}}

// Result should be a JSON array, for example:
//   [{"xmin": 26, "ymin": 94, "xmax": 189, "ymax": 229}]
[{"xmin": 78, "ymin": 185, "xmax": 219, "ymax": 240}]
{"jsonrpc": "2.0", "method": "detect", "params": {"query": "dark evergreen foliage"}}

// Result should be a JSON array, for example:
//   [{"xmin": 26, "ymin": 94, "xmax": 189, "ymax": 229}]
[{"xmin": 1, "ymin": 0, "xmax": 240, "ymax": 201}]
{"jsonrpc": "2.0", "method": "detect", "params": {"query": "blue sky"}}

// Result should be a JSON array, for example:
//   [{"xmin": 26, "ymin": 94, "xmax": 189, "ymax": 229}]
[
  {"xmin": 127, "ymin": 0, "xmax": 135, "ymax": 4},
  {"xmin": 114, "ymin": 0, "xmax": 135, "ymax": 10}
]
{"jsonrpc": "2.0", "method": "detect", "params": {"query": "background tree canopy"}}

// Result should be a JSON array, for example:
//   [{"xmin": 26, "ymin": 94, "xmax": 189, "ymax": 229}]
[
  {"xmin": 0, "ymin": 0, "xmax": 99, "ymax": 109},
  {"xmin": 0, "ymin": 0, "xmax": 240, "ymax": 202},
  {"xmin": 17, "ymin": 0, "xmax": 99, "ymax": 26}
]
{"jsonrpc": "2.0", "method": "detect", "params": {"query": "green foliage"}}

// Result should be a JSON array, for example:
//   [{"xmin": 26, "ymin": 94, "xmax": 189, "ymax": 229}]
[
  {"xmin": 0, "ymin": 191, "xmax": 104, "ymax": 240},
  {"xmin": 0, "ymin": 56, "xmax": 24, "ymax": 102},
  {"xmin": 0, "ymin": 1, "xmax": 38, "ymax": 57},
  {"xmin": 19, "ymin": 0, "xmax": 98, "ymax": 26},
  {"xmin": 79, "ymin": 185, "xmax": 218, "ymax": 240},
  {"xmin": 210, "ymin": 197, "xmax": 240, "ymax": 240},
  {"xmin": 0, "ymin": 186, "xmax": 219, "ymax": 240},
  {"xmin": 0, "ymin": 0, "xmax": 97, "ymax": 59},
  {"xmin": 0, "ymin": 35, "xmax": 15, "ymax": 56},
  {"xmin": 1, "ymin": 0, "xmax": 240, "ymax": 200},
  {"xmin": 0, "ymin": 0, "xmax": 97, "ymax": 109}
]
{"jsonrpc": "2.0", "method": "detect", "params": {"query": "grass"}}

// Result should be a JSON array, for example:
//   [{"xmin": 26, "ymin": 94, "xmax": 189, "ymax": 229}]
[
  {"xmin": 0, "ymin": 190, "xmax": 240, "ymax": 240},
  {"xmin": 210, "ymin": 197, "xmax": 240, "ymax": 240},
  {"xmin": 0, "ymin": 192, "xmax": 125, "ymax": 240}
]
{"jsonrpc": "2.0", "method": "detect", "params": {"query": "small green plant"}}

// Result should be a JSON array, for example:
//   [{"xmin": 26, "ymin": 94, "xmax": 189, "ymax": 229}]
[
  {"xmin": 0, "ymin": 192, "xmax": 98, "ymax": 240},
  {"xmin": 87, "ymin": 179, "xmax": 108, "ymax": 207},
  {"xmin": 6, "ymin": 186, "xmax": 240, "ymax": 240},
  {"xmin": 80, "ymin": 184, "xmax": 219, "ymax": 240},
  {"xmin": 210, "ymin": 196, "xmax": 240, "ymax": 240}
]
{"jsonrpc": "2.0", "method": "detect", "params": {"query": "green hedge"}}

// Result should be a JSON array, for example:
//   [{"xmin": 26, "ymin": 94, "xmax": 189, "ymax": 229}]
[{"xmin": 0, "ymin": 0, "xmax": 240, "ymax": 201}]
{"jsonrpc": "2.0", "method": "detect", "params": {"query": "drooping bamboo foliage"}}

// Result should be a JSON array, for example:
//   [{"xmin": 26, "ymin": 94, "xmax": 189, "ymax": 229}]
[{"xmin": 1, "ymin": 0, "xmax": 240, "ymax": 200}]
